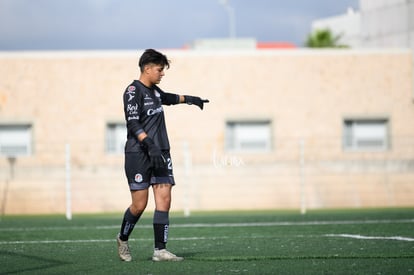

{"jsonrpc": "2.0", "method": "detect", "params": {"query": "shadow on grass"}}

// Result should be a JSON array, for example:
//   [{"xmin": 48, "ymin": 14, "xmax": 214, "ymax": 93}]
[
  {"xmin": 190, "ymin": 254, "xmax": 414, "ymax": 262},
  {"xmin": 0, "ymin": 250, "xmax": 70, "ymax": 274}
]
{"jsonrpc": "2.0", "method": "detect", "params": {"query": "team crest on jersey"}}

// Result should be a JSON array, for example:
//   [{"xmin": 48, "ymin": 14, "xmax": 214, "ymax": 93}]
[
  {"xmin": 134, "ymin": 173, "xmax": 143, "ymax": 183},
  {"xmin": 154, "ymin": 90, "xmax": 161, "ymax": 97},
  {"xmin": 127, "ymin": 86, "xmax": 136, "ymax": 101}
]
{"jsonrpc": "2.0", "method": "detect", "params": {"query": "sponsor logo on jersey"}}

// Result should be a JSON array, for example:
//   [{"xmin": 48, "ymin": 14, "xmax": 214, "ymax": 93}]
[
  {"xmin": 126, "ymin": 86, "xmax": 136, "ymax": 101},
  {"xmin": 144, "ymin": 93, "xmax": 154, "ymax": 106},
  {"xmin": 127, "ymin": 115, "xmax": 139, "ymax": 121},
  {"xmin": 147, "ymin": 106, "xmax": 163, "ymax": 116},
  {"xmin": 127, "ymin": 92, "xmax": 135, "ymax": 102},
  {"xmin": 127, "ymin": 103, "xmax": 138, "ymax": 115}
]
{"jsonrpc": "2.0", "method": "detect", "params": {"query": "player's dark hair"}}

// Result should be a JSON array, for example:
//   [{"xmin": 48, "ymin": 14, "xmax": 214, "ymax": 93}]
[{"xmin": 138, "ymin": 49, "xmax": 170, "ymax": 72}]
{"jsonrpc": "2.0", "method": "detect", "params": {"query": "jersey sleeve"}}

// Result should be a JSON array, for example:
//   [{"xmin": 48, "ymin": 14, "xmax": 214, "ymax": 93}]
[
  {"xmin": 156, "ymin": 86, "xmax": 180, "ymax": 106},
  {"xmin": 124, "ymin": 85, "xmax": 145, "ymax": 137}
]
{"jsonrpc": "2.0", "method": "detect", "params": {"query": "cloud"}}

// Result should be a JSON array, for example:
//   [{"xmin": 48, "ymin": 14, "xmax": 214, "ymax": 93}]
[{"xmin": 0, "ymin": 0, "xmax": 359, "ymax": 50}]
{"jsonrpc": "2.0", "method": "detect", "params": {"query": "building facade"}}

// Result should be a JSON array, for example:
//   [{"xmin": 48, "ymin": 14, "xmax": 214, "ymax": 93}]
[
  {"xmin": 311, "ymin": 0, "xmax": 414, "ymax": 50},
  {"xmin": 360, "ymin": 0, "xmax": 414, "ymax": 49},
  {"xmin": 0, "ymin": 49, "xmax": 413, "ymax": 214}
]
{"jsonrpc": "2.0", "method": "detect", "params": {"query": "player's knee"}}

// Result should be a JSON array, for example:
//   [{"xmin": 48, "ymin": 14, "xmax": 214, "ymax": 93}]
[
  {"xmin": 157, "ymin": 194, "xmax": 171, "ymax": 208},
  {"xmin": 130, "ymin": 203, "xmax": 147, "ymax": 214},
  {"xmin": 155, "ymin": 199, "xmax": 171, "ymax": 212}
]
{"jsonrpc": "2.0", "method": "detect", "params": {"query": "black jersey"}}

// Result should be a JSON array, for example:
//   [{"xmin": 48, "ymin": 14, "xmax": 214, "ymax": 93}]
[{"xmin": 123, "ymin": 80, "xmax": 179, "ymax": 152}]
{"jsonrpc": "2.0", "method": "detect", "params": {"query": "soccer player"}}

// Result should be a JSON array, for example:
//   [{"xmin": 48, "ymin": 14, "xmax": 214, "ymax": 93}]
[{"xmin": 117, "ymin": 49, "xmax": 209, "ymax": 262}]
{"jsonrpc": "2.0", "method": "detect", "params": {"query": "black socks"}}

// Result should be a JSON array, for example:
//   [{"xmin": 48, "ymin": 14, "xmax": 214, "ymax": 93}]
[
  {"xmin": 119, "ymin": 208, "xmax": 170, "ymax": 250},
  {"xmin": 119, "ymin": 208, "xmax": 141, "ymax": 241},
  {"xmin": 153, "ymin": 210, "xmax": 169, "ymax": 250}
]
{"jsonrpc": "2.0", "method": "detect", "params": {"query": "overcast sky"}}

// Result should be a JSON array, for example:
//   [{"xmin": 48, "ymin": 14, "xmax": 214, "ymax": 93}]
[{"xmin": 0, "ymin": 0, "xmax": 359, "ymax": 50}]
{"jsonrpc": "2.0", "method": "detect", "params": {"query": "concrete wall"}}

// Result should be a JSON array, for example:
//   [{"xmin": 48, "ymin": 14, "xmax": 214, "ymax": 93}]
[
  {"xmin": 360, "ymin": 0, "xmax": 414, "ymax": 48},
  {"xmin": 0, "ymin": 49, "xmax": 413, "ymax": 214}
]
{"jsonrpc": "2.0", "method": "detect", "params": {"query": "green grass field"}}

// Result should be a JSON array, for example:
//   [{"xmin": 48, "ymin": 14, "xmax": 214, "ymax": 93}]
[{"xmin": 1, "ymin": 208, "xmax": 413, "ymax": 274}]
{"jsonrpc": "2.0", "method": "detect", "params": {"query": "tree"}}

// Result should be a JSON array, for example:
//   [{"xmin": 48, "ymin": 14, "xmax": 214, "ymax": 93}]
[{"xmin": 305, "ymin": 28, "xmax": 348, "ymax": 48}]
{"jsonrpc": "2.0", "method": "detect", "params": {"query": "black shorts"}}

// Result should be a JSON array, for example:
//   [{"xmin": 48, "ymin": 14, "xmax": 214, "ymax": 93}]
[{"xmin": 124, "ymin": 150, "xmax": 175, "ymax": 191}]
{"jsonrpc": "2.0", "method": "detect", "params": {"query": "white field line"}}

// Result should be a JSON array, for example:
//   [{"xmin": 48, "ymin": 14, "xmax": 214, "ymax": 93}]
[
  {"xmin": 1, "ymin": 219, "xmax": 413, "ymax": 232},
  {"xmin": 2, "ymin": 233, "xmax": 414, "ymax": 245},
  {"xmin": 1, "ymin": 218, "xmax": 414, "ymax": 245},
  {"xmin": 325, "ymin": 234, "xmax": 414, "ymax": 242},
  {"xmin": 0, "ymin": 236, "xmax": 230, "ymax": 245}
]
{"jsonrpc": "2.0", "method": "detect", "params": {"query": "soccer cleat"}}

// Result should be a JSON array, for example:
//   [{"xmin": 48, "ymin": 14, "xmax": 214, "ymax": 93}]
[
  {"xmin": 152, "ymin": 249, "xmax": 184, "ymax": 262},
  {"xmin": 116, "ymin": 234, "xmax": 132, "ymax": 262}
]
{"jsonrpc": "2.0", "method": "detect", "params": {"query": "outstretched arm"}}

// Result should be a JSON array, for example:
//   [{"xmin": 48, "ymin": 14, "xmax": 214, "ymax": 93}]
[
  {"xmin": 181, "ymin": 95, "xmax": 210, "ymax": 110},
  {"xmin": 158, "ymin": 87, "xmax": 209, "ymax": 110}
]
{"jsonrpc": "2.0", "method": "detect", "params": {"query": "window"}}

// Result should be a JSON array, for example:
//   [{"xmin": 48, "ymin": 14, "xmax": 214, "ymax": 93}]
[
  {"xmin": 0, "ymin": 124, "xmax": 32, "ymax": 156},
  {"xmin": 225, "ymin": 120, "xmax": 272, "ymax": 152},
  {"xmin": 106, "ymin": 123, "xmax": 126, "ymax": 154},
  {"xmin": 343, "ymin": 119, "xmax": 389, "ymax": 151}
]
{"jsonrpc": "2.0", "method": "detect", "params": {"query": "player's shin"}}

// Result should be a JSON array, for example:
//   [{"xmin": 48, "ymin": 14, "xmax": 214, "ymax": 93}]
[{"xmin": 119, "ymin": 208, "xmax": 142, "ymax": 241}]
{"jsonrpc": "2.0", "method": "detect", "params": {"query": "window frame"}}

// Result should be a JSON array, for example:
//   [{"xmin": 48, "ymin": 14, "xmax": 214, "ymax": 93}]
[
  {"xmin": 342, "ymin": 117, "xmax": 390, "ymax": 152},
  {"xmin": 225, "ymin": 120, "xmax": 273, "ymax": 153},
  {"xmin": 105, "ymin": 122, "xmax": 127, "ymax": 155},
  {"xmin": 0, "ymin": 123, "xmax": 33, "ymax": 157}
]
